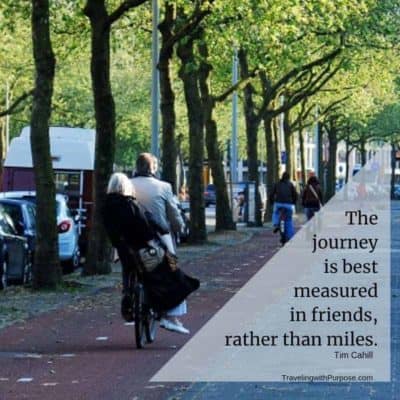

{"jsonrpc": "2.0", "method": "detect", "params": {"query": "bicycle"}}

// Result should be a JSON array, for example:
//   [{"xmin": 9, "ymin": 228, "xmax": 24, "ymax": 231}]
[{"xmin": 128, "ymin": 267, "xmax": 158, "ymax": 349}]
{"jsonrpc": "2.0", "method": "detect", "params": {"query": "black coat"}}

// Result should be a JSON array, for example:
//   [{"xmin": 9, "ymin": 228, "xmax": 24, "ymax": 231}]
[
  {"xmin": 144, "ymin": 259, "xmax": 200, "ymax": 312},
  {"xmin": 102, "ymin": 193, "xmax": 167, "ymax": 251},
  {"xmin": 102, "ymin": 193, "xmax": 199, "ymax": 310},
  {"xmin": 102, "ymin": 193, "xmax": 167, "ymax": 273},
  {"xmin": 269, "ymin": 180, "xmax": 298, "ymax": 205}
]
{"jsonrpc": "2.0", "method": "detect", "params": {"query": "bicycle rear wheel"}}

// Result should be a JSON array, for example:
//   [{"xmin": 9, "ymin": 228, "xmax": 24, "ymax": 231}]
[
  {"xmin": 279, "ymin": 215, "xmax": 287, "ymax": 245},
  {"xmin": 134, "ymin": 283, "xmax": 146, "ymax": 349},
  {"xmin": 145, "ymin": 308, "xmax": 157, "ymax": 343}
]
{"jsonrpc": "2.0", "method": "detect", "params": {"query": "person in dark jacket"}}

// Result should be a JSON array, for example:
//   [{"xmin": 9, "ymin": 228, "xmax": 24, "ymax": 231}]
[
  {"xmin": 102, "ymin": 172, "xmax": 168, "ymax": 323},
  {"xmin": 102, "ymin": 172, "xmax": 197, "ymax": 334},
  {"xmin": 302, "ymin": 176, "xmax": 323, "ymax": 221},
  {"xmin": 269, "ymin": 172, "xmax": 298, "ymax": 238}
]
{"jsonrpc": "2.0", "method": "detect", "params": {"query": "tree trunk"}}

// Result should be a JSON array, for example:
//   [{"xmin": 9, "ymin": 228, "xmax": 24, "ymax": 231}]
[
  {"xmin": 360, "ymin": 139, "xmax": 367, "ymax": 166},
  {"xmin": 290, "ymin": 132, "xmax": 296, "ymax": 181},
  {"xmin": 326, "ymin": 126, "xmax": 338, "ymax": 201},
  {"xmin": 176, "ymin": 134, "xmax": 185, "ymax": 192},
  {"xmin": 272, "ymin": 116, "xmax": 280, "ymax": 182},
  {"xmin": 318, "ymin": 126, "xmax": 324, "ymax": 181},
  {"xmin": 159, "ymin": 3, "xmax": 177, "ymax": 192},
  {"xmin": 83, "ymin": 1, "xmax": 115, "ymax": 275},
  {"xmin": 283, "ymin": 109, "xmax": 292, "ymax": 178},
  {"xmin": 198, "ymin": 41, "xmax": 235, "ymax": 231},
  {"xmin": 299, "ymin": 128, "xmax": 306, "ymax": 185},
  {"xmin": 244, "ymin": 115, "xmax": 262, "ymax": 226},
  {"xmin": 30, "ymin": 0, "xmax": 61, "ymax": 289},
  {"xmin": 264, "ymin": 113, "xmax": 275, "ymax": 221},
  {"xmin": 177, "ymin": 36, "xmax": 206, "ymax": 243},
  {"xmin": 345, "ymin": 140, "xmax": 351, "ymax": 184},
  {"xmin": 238, "ymin": 48, "xmax": 262, "ymax": 226},
  {"xmin": 204, "ymin": 100, "xmax": 235, "ymax": 230}
]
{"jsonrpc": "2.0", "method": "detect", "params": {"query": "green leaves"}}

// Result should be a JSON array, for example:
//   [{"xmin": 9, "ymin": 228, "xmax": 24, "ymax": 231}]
[{"xmin": 1, "ymin": 0, "xmax": 399, "ymax": 166}]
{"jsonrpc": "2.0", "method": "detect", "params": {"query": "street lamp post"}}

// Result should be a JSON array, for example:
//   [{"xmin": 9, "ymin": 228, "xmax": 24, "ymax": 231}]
[{"xmin": 151, "ymin": 0, "xmax": 160, "ymax": 159}]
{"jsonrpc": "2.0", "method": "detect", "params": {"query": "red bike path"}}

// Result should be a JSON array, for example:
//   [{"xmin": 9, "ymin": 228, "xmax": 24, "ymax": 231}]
[{"xmin": 0, "ymin": 230, "xmax": 278, "ymax": 400}]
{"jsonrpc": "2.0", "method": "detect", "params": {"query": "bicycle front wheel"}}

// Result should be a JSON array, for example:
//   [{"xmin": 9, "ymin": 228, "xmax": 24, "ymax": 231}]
[
  {"xmin": 134, "ymin": 283, "xmax": 146, "ymax": 349},
  {"xmin": 145, "ymin": 308, "xmax": 157, "ymax": 343}
]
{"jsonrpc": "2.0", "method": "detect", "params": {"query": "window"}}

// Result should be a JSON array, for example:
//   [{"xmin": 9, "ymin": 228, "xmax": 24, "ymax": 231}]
[
  {"xmin": 338, "ymin": 150, "xmax": 346, "ymax": 162},
  {"xmin": 26, "ymin": 205, "xmax": 36, "ymax": 229},
  {"xmin": 54, "ymin": 172, "xmax": 80, "ymax": 194},
  {"xmin": 0, "ymin": 204, "xmax": 22, "ymax": 227},
  {"xmin": 0, "ymin": 208, "xmax": 16, "ymax": 235}
]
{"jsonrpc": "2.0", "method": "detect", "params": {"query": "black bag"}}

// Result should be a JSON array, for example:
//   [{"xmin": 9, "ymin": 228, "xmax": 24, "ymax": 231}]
[{"xmin": 143, "ymin": 258, "xmax": 200, "ymax": 312}]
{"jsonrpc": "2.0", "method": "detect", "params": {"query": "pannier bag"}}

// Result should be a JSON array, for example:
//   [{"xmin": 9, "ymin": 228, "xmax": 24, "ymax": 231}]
[{"xmin": 138, "ymin": 244, "xmax": 165, "ymax": 272}]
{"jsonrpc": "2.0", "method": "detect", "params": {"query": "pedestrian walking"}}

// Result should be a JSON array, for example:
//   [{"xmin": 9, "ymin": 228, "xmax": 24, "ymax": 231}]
[
  {"xmin": 302, "ymin": 176, "xmax": 323, "ymax": 221},
  {"xmin": 132, "ymin": 153, "xmax": 190, "ymax": 334}
]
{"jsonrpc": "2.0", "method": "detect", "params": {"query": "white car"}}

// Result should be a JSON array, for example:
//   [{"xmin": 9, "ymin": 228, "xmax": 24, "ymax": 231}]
[{"xmin": 0, "ymin": 191, "xmax": 80, "ymax": 272}]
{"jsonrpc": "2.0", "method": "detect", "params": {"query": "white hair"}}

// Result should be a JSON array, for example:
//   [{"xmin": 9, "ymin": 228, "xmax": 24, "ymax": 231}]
[{"xmin": 107, "ymin": 173, "xmax": 135, "ymax": 196}]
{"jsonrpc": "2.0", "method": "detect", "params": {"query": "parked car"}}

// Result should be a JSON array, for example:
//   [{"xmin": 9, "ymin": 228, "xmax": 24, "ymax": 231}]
[
  {"xmin": 0, "ymin": 206, "xmax": 31, "ymax": 288},
  {"xmin": 177, "ymin": 198, "xmax": 190, "ymax": 243},
  {"xmin": 0, "ymin": 192, "xmax": 80, "ymax": 273},
  {"xmin": 204, "ymin": 184, "xmax": 216, "ymax": 207},
  {"xmin": 0, "ymin": 199, "xmax": 36, "ymax": 255}
]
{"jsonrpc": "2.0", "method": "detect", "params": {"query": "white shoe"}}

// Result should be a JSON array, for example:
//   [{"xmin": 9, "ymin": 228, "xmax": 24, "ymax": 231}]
[{"xmin": 160, "ymin": 318, "xmax": 190, "ymax": 334}]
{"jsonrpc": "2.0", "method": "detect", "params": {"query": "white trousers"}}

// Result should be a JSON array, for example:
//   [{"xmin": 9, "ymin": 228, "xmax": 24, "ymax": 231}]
[{"xmin": 160, "ymin": 233, "xmax": 187, "ymax": 317}]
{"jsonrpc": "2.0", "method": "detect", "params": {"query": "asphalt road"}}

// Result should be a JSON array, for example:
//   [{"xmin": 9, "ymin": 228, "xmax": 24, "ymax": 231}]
[
  {"xmin": 0, "ymin": 230, "xmax": 278, "ymax": 400},
  {"xmin": 0, "ymin": 202, "xmax": 398, "ymax": 400}
]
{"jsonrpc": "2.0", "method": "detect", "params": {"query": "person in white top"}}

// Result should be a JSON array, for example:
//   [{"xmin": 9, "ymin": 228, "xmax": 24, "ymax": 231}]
[{"xmin": 132, "ymin": 153, "xmax": 189, "ymax": 334}]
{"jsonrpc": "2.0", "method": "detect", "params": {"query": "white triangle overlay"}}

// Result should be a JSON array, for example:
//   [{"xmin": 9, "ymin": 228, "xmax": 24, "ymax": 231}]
[{"xmin": 152, "ymin": 147, "xmax": 391, "ymax": 382}]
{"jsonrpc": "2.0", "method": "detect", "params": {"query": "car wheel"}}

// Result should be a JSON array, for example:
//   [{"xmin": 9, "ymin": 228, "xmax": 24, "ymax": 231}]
[
  {"xmin": 62, "ymin": 247, "xmax": 80, "ymax": 274},
  {"xmin": 23, "ymin": 259, "xmax": 32, "ymax": 285},
  {"xmin": 1, "ymin": 260, "xmax": 8, "ymax": 289}
]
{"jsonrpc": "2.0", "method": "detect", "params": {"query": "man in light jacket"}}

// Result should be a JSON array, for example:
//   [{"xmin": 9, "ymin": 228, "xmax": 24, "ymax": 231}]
[
  {"xmin": 132, "ymin": 153, "xmax": 189, "ymax": 334},
  {"xmin": 132, "ymin": 153, "xmax": 183, "ymax": 236}
]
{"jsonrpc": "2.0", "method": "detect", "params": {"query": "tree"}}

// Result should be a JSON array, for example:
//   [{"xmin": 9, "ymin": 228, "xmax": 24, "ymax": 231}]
[
  {"xmin": 30, "ymin": 0, "xmax": 61, "ymax": 289},
  {"xmin": 177, "ymin": 19, "xmax": 206, "ymax": 243},
  {"xmin": 197, "ymin": 33, "xmax": 236, "ymax": 231},
  {"xmin": 159, "ymin": 2, "xmax": 177, "ymax": 191},
  {"xmin": 367, "ymin": 103, "xmax": 400, "ymax": 198},
  {"xmin": 158, "ymin": 1, "xmax": 210, "ymax": 193},
  {"xmin": 83, "ymin": 0, "xmax": 149, "ymax": 275},
  {"xmin": 238, "ymin": 48, "xmax": 264, "ymax": 225}
]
